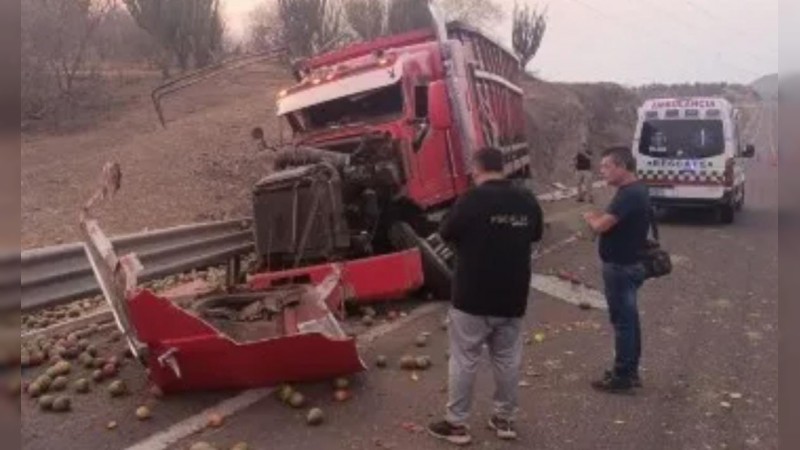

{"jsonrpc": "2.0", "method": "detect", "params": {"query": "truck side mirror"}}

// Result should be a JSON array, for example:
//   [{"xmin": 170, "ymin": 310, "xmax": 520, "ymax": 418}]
[
  {"xmin": 428, "ymin": 81, "xmax": 452, "ymax": 130},
  {"xmin": 743, "ymin": 144, "xmax": 755, "ymax": 158}
]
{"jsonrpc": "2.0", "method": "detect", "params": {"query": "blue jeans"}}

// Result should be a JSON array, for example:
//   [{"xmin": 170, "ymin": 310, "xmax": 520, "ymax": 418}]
[{"xmin": 602, "ymin": 262, "xmax": 646, "ymax": 378}]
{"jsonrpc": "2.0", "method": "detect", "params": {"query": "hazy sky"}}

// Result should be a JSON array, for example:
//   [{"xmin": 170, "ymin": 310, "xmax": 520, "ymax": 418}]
[{"xmin": 224, "ymin": 0, "xmax": 786, "ymax": 85}]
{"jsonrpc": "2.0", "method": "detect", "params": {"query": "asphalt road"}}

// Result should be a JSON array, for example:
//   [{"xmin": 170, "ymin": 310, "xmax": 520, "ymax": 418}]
[{"xmin": 20, "ymin": 104, "xmax": 779, "ymax": 450}]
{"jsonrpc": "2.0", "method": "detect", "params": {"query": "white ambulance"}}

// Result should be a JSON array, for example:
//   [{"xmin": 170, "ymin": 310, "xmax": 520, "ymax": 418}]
[{"xmin": 633, "ymin": 97, "xmax": 755, "ymax": 223}]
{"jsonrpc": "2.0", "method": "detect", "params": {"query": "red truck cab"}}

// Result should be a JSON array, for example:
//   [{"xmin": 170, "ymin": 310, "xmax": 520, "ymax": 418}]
[{"xmin": 275, "ymin": 22, "xmax": 529, "ymax": 212}]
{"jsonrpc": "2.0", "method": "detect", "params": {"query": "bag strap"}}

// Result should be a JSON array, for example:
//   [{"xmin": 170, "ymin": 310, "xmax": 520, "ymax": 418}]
[{"xmin": 648, "ymin": 206, "xmax": 660, "ymax": 242}]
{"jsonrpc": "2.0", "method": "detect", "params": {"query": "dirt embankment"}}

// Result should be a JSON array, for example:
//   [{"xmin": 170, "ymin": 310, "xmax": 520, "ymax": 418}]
[
  {"xmin": 21, "ymin": 63, "xmax": 293, "ymax": 249},
  {"xmin": 22, "ymin": 66, "xmax": 641, "ymax": 249},
  {"xmin": 522, "ymin": 77, "xmax": 640, "ymax": 188}
]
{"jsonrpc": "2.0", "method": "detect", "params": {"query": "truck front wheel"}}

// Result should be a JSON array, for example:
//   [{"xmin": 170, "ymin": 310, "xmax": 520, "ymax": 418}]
[{"xmin": 389, "ymin": 222, "xmax": 452, "ymax": 301}]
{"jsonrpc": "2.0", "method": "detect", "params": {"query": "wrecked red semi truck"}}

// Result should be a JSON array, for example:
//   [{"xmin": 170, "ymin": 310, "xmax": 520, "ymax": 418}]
[
  {"xmin": 85, "ymin": 6, "xmax": 531, "ymax": 392},
  {"xmin": 249, "ymin": 14, "xmax": 529, "ymax": 298}
]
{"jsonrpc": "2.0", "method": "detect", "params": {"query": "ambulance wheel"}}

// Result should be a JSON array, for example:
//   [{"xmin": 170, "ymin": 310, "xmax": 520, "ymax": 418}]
[
  {"xmin": 718, "ymin": 203, "xmax": 735, "ymax": 224},
  {"xmin": 735, "ymin": 186, "xmax": 745, "ymax": 211},
  {"xmin": 389, "ymin": 222, "xmax": 452, "ymax": 301}
]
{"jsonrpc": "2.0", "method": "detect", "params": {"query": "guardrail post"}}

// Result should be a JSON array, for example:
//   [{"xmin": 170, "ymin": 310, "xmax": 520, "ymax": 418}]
[{"xmin": 226, "ymin": 255, "xmax": 242, "ymax": 288}]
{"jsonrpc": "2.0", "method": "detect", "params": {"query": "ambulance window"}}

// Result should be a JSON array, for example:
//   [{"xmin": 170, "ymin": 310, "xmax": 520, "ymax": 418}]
[
  {"xmin": 638, "ymin": 119, "xmax": 724, "ymax": 158},
  {"xmin": 685, "ymin": 109, "xmax": 699, "ymax": 118},
  {"xmin": 665, "ymin": 109, "xmax": 680, "ymax": 118}
]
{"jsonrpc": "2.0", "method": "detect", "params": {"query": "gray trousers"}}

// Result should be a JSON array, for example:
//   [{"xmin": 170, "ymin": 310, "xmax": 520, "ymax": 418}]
[{"xmin": 446, "ymin": 308, "xmax": 524, "ymax": 425}]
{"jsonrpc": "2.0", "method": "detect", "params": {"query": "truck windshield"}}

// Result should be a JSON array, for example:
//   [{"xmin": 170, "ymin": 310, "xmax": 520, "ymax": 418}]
[
  {"xmin": 638, "ymin": 119, "xmax": 725, "ymax": 158},
  {"xmin": 289, "ymin": 82, "xmax": 404, "ymax": 132}
]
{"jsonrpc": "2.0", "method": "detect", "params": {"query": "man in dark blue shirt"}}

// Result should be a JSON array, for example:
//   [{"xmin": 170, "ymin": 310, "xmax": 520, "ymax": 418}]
[
  {"xmin": 427, "ymin": 147, "xmax": 543, "ymax": 445},
  {"xmin": 583, "ymin": 146, "xmax": 650, "ymax": 393}
]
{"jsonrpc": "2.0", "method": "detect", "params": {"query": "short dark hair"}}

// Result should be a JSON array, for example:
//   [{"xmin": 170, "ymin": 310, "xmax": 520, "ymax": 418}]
[
  {"xmin": 602, "ymin": 146, "xmax": 636, "ymax": 172},
  {"xmin": 474, "ymin": 147, "xmax": 504, "ymax": 173}
]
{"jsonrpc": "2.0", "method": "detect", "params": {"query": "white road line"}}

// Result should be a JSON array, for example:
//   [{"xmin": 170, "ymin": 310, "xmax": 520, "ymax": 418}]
[
  {"xmin": 747, "ymin": 105, "xmax": 766, "ymax": 144},
  {"xmin": 530, "ymin": 273, "xmax": 607, "ymax": 310},
  {"xmin": 125, "ymin": 388, "xmax": 272, "ymax": 450},
  {"xmin": 767, "ymin": 105, "xmax": 778, "ymax": 162},
  {"xmin": 743, "ymin": 105, "xmax": 763, "ymax": 141}
]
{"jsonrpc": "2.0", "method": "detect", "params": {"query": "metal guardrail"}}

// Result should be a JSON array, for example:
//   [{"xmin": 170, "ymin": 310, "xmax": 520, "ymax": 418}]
[{"xmin": 21, "ymin": 219, "xmax": 255, "ymax": 312}]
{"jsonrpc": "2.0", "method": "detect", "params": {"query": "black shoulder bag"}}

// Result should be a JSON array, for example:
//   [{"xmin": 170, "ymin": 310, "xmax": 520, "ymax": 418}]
[{"xmin": 639, "ymin": 208, "xmax": 672, "ymax": 279}]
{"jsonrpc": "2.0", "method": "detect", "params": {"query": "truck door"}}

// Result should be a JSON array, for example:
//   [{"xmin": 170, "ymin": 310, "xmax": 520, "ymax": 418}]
[{"xmin": 412, "ymin": 83, "xmax": 457, "ymax": 205}]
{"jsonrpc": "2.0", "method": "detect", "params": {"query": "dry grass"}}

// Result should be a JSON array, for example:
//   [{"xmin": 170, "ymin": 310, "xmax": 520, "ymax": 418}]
[{"xmin": 22, "ymin": 63, "xmax": 293, "ymax": 249}]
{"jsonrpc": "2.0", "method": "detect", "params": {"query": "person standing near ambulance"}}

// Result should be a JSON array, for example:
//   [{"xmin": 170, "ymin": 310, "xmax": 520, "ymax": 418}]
[{"xmin": 582, "ymin": 146, "xmax": 650, "ymax": 393}]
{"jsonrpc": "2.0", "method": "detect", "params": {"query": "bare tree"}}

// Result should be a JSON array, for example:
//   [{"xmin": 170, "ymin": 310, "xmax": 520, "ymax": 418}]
[
  {"xmin": 123, "ymin": 0, "xmax": 225, "ymax": 76},
  {"xmin": 384, "ymin": 0, "xmax": 503, "ymax": 36},
  {"xmin": 387, "ymin": 0, "xmax": 433, "ymax": 34},
  {"xmin": 276, "ymin": 0, "xmax": 350, "ymax": 59},
  {"xmin": 93, "ymin": 7, "xmax": 160, "ymax": 64},
  {"xmin": 343, "ymin": 0, "xmax": 385, "ymax": 41},
  {"xmin": 439, "ymin": 0, "xmax": 502, "ymax": 28},
  {"xmin": 247, "ymin": 1, "xmax": 284, "ymax": 53},
  {"xmin": 21, "ymin": 0, "xmax": 115, "ymax": 120},
  {"xmin": 191, "ymin": 0, "xmax": 226, "ymax": 68},
  {"xmin": 512, "ymin": 2, "xmax": 547, "ymax": 70}
]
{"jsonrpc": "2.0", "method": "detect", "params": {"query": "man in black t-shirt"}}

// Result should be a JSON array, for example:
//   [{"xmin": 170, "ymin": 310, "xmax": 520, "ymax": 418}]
[
  {"xmin": 427, "ymin": 148, "xmax": 543, "ymax": 445},
  {"xmin": 582, "ymin": 146, "xmax": 650, "ymax": 394}
]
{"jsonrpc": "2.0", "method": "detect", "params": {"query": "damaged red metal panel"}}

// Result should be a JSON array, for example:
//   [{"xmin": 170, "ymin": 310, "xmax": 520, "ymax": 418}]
[
  {"xmin": 83, "ymin": 213, "xmax": 373, "ymax": 393},
  {"xmin": 248, "ymin": 249, "xmax": 425, "ymax": 304},
  {"xmin": 128, "ymin": 288, "xmax": 365, "ymax": 393}
]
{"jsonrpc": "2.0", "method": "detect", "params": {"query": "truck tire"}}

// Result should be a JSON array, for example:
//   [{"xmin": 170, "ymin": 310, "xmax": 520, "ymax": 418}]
[{"xmin": 389, "ymin": 222, "xmax": 452, "ymax": 301}]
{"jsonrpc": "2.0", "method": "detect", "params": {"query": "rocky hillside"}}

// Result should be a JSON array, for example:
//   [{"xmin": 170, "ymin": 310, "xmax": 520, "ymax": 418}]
[{"xmin": 522, "ymin": 77, "xmax": 640, "ymax": 188}]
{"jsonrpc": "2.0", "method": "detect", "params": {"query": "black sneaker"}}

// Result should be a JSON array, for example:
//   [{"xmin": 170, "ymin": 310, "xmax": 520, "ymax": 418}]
[
  {"xmin": 487, "ymin": 416, "xmax": 518, "ymax": 440},
  {"xmin": 428, "ymin": 420, "xmax": 471, "ymax": 446},
  {"xmin": 591, "ymin": 373, "xmax": 635, "ymax": 394},
  {"xmin": 604, "ymin": 369, "xmax": 642, "ymax": 388}
]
